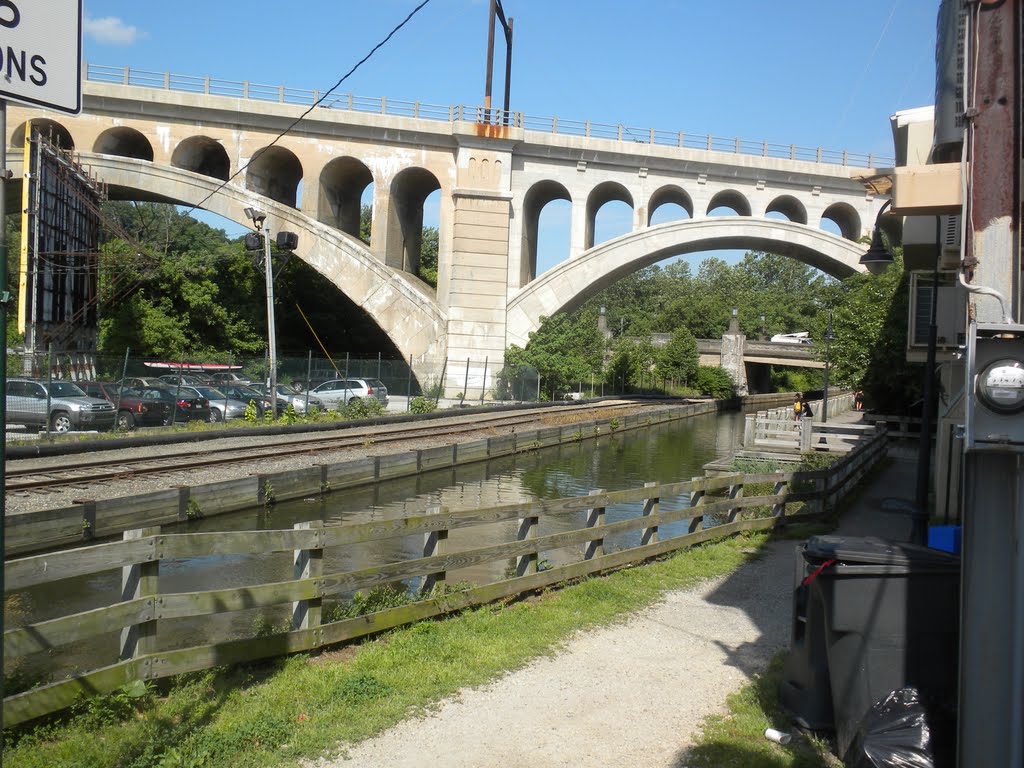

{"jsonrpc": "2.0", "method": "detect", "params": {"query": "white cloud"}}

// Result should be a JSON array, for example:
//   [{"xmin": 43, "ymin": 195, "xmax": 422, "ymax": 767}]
[{"xmin": 84, "ymin": 16, "xmax": 146, "ymax": 46}]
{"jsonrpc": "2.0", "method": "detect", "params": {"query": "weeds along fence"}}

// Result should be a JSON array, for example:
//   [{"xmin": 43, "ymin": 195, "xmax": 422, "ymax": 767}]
[{"xmin": 3, "ymin": 428, "xmax": 887, "ymax": 727}]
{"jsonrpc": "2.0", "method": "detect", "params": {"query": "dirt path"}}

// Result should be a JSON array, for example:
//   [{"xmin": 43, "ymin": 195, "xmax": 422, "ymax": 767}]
[{"xmin": 309, "ymin": 540, "xmax": 794, "ymax": 768}]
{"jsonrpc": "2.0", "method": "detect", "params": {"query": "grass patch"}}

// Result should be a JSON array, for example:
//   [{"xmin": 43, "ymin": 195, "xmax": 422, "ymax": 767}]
[
  {"xmin": 4, "ymin": 532, "xmax": 771, "ymax": 768},
  {"xmin": 684, "ymin": 654, "xmax": 839, "ymax": 767}
]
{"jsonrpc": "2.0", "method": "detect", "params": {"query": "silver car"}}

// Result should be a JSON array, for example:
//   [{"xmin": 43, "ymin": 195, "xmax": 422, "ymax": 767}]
[
  {"xmin": 6, "ymin": 378, "xmax": 116, "ymax": 433},
  {"xmin": 183, "ymin": 386, "xmax": 249, "ymax": 422},
  {"xmin": 250, "ymin": 383, "xmax": 323, "ymax": 414},
  {"xmin": 310, "ymin": 378, "xmax": 389, "ymax": 408}
]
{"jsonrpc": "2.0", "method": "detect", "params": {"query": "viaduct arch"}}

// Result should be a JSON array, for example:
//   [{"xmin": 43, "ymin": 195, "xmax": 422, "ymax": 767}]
[{"xmin": 507, "ymin": 218, "xmax": 869, "ymax": 348}]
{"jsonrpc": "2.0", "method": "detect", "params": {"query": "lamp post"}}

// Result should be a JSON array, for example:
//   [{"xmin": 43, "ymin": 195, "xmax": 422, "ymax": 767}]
[
  {"xmin": 821, "ymin": 311, "xmax": 834, "ymax": 423},
  {"xmin": 251, "ymin": 210, "xmax": 277, "ymax": 420},
  {"xmin": 243, "ymin": 207, "xmax": 300, "ymax": 422}
]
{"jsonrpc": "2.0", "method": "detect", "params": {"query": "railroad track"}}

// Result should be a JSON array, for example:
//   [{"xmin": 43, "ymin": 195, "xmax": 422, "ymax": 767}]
[{"xmin": 6, "ymin": 400, "xmax": 654, "ymax": 495}]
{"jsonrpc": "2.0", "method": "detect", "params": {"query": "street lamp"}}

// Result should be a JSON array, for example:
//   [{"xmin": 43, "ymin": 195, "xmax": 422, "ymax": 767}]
[
  {"xmin": 821, "ymin": 311, "xmax": 835, "ymax": 423},
  {"xmin": 860, "ymin": 199, "xmax": 894, "ymax": 275},
  {"xmin": 244, "ymin": 207, "xmax": 278, "ymax": 419},
  {"xmin": 243, "ymin": 208, "xmax": 298, "ymax": 421}
]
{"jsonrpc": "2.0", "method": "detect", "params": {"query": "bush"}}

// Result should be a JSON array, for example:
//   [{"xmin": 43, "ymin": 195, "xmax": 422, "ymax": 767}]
[
  {"xmin": 342, "ymin": 398, "xmax": 386, "ymax": 420},
  {"xmin": 695, "ymin": 366, "xmax": 735, "ymax": 399},
  {"xmin": 409, "ymin": 395, "xmax": 436, "ymax": 414}
]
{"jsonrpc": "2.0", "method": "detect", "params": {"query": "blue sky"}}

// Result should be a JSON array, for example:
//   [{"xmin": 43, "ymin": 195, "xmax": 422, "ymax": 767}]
[{"xmin": 81, "ymin": 0, "xmax": 939, "ymax": 272}]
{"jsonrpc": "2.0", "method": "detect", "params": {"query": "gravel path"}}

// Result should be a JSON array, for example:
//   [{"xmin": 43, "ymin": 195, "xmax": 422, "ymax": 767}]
[{"xmin": 310, "ymin": 540, "xmax": 794, "ymax": 768}]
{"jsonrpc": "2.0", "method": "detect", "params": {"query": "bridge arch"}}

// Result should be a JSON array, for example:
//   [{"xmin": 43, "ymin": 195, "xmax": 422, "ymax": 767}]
[
  {"xmin": 171, "ymin": 136, "xmax": 230, "ymax": 181},
  {"xmin": 12, "ymin": 119, "xmax": 74, "ymax": 150},
  {"xmin": 821, "ymin": 202, "xmax": 861, "ymax": 241},
  {"xmin": 507, "ymin": 217, "xmax": 867, "ymax": 347},
  {"xmin": 765, "ymin": 194, "xmax": 808, "ymax": 225},
  {"xmin": 521, "ymin": 180, "xmax": 571, "ymax": 283},
  {"xmin": 94, "ymin": 127, "xmax": 154, "ymax": 162},
  {"xmin": 318, "ymin": 156, "xmax": 373, "ymax": 241},
  {"xmin": 707, "ymin": 189, "xmax": 751, "ymax": 217},
  {"xmin": 387, "ymin": 166, "xmax": 441, "ymax": 277},
  {"xmin": 72, "ymin": 154, "xmax": 446, "ymax": 376},
  {"xmin": 648, "ymin": 184, "xmax": 693, "ymax": 223},
  {"xmin": 586, "ymin": 181, "xmax": 633, "ymax": 249},
  {"xmin": 246, "ymin": 146, "xmax": 303, "ymax": 208}
]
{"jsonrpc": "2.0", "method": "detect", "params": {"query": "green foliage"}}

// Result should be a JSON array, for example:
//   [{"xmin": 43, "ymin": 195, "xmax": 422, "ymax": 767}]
[
  {"xmin": 695, "ymin": 366, "xmax": 735, "ymax": 399},
  {"xmin": 243, "ymin": 400, "xmax": 259, "ymax": 422},
  {"xmin": 279, "ymin": 403, "xmax": 300, "ymax": 425},
  {"xmin": 98, "ymin": 202, "xmax": 265, "ymax": 359},
  {"xmin": 323, "ymin": 585, "xmax": 412, "ymax": 622},
  {"xmin": 505, "ymin": 310, "xmax": 604, "ymax": 396},
  {"xmin": 409, "ymin": 395, "xmax": 436, "ymax": 414},
  {"xmin": 655, "ymin": 326, "xmax": 699, "ymax": 384},
  {"xmin": 343, "ymin": 397, "xmax": 386, "ymax": 420}
]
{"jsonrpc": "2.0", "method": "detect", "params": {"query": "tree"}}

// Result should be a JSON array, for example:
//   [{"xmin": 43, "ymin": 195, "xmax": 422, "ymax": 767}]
[
  {"xmin": 505, "ymin": 310, "xmax": 604, "ymax": 396},
  {"xmin": 656, "ymin": 326, "xmax": 699, "ymax": 384},
  {"xmin": 97, "ymin": 203, "xmax": 265, "ymax": 359},
  {"xmin": 823, "ymin": 251, "xmax": 921, "ymax": 412}
]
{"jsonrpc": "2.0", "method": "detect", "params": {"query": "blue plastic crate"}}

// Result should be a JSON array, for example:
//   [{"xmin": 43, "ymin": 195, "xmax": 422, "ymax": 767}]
[{"xmin": 928, "ymin": 525, "xmax": 962, "ymax": 554}]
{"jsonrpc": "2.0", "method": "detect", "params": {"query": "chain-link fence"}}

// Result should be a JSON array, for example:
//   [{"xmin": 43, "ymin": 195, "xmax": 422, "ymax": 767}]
[{"xmin": 5, "ymin": 348, "xmax": 544, "ymax": 408}]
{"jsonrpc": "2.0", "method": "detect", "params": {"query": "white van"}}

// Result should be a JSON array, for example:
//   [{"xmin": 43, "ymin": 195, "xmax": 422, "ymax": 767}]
[{"xmin": 770, "ymin": 332, "xmax": 813, "ymax": 345}]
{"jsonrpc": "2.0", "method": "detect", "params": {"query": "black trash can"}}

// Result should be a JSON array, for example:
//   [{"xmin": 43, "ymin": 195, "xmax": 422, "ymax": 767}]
[
  {"xmin": 792, "ymin": 536, "xmax": 960, "ymax": 758},
  {"xmin": 780, "ymin": 544, "xmax": 835, "ymax": 730}
]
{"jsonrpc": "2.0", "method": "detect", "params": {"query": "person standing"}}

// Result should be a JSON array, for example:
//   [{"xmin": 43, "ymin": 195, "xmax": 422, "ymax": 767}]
[
  {"xmin": 800, "ymin": 394, "xmax": 813, "ymax": 420},
  {"xmin": 793, "ymin": 393, "xmax": 802, "ymax": 421}
]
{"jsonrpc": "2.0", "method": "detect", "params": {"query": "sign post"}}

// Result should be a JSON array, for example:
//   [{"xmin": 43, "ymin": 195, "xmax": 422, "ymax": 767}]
[{"xmin": 0, "ymin": 0, "xmax": 83, "ymax": 729}]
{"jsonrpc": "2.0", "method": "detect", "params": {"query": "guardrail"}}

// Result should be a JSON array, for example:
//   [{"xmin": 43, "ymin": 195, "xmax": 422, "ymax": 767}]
[
  {"xmin": 3, "ymin": 427, "xmax": 886, "ymax": 727},
  {"xmin": 82, "ymin": 63, "xmax": 893, "ymax": 169}
]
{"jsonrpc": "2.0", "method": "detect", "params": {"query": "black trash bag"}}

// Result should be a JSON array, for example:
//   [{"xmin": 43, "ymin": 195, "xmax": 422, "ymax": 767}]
[{"xmin": 843, "ymin": 687, "xmax": 935, "ymax": 768}]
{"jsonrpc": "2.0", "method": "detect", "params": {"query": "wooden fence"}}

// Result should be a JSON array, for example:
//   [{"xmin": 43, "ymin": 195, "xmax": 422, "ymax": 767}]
[
  {"xmin": 2, "ymin": 428, "xmax": 887, "ymax": 727},
  {"xmin": 743, "ymin": 392, "xmax": 860, "ymax": 451}
]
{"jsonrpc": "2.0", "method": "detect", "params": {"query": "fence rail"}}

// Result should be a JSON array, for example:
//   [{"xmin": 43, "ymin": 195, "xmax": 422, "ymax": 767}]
[
  {"xmin": 81, "ymin": 63, "xmax": 893, "ymax": 169},
  {"xmin": 3, "ymin": 427, "xmax": 887, "ymax": 727}
]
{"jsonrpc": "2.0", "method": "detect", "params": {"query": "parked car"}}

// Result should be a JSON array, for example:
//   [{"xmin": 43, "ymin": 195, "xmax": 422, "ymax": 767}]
[
  {"xmin": 310, "ymin": 378, "xmax": 389, "ymax": 409},
  {"xmin": 6, "ymin": 378, "xmax": 117, "ymax": 433},
  {"xmin": 119, "ymin": 376, "xmax": 173, "ymax": 388},
  {"xmin": 80, "ymin": 380, "xmax": 173, "ymax": 430},
  {"xmin": 180, "ymin": 386, "xmax": 248, "ymax": 422},
  {"xmin": 210, "ymin": 372, "xmax": 252, "ymax": 386},
  {"xmin": 250, "ymin": 383, "xmax": 323, "ymax": 414},
  {"xmin": 216, "ymin": 383, "xmax": 283, "ymax": 417},
  {"xmin": 159, "ymin": 373, "xmax": 215, "ymax": 386}
]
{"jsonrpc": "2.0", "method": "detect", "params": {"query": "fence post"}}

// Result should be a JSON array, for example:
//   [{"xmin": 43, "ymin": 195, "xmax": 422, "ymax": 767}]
[
  {"xmin": 292, "ymin": 521, "xmax": 323, "ymax": 632},
  {"xmin": 772, "ymin": 479, "xmax": 788, "ymax": 518},
  {"xmin": 688, "ymin": 479, "xmax": 706, "ymax": 533},
  {"xmin": 583, "ymin": 489, "xmax": 605, "ymax": 560},
  {"xmin": 800, "ymin": 417, "xmax": 813, "ymax": 452},
  {"xmin": 421, "ymin": 504, "xmax": 448, "ymax": 594},
  {"xmin": 726, "ymin": 480, "xmax": 744, "ymax": 523},
  {"xmin": 515, "ymin": 515, "xmax": 539, "ymax": 576},
  {"xmin": 120, "ymin": 526, "xmax": 160, "ymax": 661},
  {"xmin": 744, "ymin": 414, "xmax": 755, "ymax": 447},
  {"xmin": 641, "ymin": 481, "xmax": 659, "ymax": 546}
]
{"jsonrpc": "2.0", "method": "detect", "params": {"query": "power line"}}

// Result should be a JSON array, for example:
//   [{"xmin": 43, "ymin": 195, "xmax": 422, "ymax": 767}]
[{"xmin": 182, "ymin": 0, "xmax": 434, "ymax": 218}]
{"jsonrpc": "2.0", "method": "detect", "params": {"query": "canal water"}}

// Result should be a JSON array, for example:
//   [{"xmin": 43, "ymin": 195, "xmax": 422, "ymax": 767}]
[{"xmin": 8, "ymin": 409, "xmax": 747, "ymax": 686}]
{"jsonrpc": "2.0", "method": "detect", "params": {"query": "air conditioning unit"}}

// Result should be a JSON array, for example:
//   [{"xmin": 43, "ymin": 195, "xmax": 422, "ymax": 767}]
[
  {"xmin": 909, "ymin": 273, "xmax": 967, "ymax": 356},
  {"xmin": 903, "ymin": 214, "xmax": 961, "ymax": 271}
]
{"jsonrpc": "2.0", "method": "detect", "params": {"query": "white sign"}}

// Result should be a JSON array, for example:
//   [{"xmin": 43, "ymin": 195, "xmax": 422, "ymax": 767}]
[{"xmin": 0, "ymin": 0, "xmax": 82, "ymax": 114}]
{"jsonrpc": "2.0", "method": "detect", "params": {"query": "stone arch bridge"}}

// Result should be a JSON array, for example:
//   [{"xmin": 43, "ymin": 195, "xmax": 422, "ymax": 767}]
[{"xmin": 7, "ymin": 65, "xmax": 887, "ymax": 393}]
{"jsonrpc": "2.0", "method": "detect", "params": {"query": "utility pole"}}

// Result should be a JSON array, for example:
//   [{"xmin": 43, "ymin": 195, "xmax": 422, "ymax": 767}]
[
  {"xmin": 263, "ymin": 226, "xmax": 277, "ymax": 417},
  {"xmin": 957, "ymin": 1, "xmax": 1023, "ymax": 765}
]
